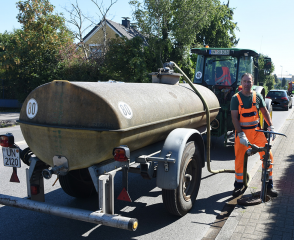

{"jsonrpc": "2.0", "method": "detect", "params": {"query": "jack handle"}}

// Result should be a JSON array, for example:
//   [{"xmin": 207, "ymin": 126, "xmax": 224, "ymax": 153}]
[
  {"xmin": 244, "ymin": 130, "xmax": 286, "ymax": 201},
  {"xmin": 242, "ymin": 143, "xmax": 265, "ymax": 188}
]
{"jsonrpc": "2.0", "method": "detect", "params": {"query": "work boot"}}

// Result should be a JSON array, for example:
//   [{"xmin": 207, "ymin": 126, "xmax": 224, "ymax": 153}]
[
  {"xmin": 232, "ymin": 187, "xmax": 245, "ymax": 197},
  {"xmin": 267, "ymin": 188, "xmax": 278, "ymax": 197}
]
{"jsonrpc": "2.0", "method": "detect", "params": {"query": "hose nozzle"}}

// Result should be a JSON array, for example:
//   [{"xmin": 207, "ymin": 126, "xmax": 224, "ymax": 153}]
[{"xmin": 42, "ymin": 165, "xmax": 67, "ymax": 179}]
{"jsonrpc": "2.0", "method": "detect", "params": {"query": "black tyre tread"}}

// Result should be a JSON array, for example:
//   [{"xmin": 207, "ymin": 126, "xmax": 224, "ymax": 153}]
[
  {"xmin": 162, "ymin": 141, "xmax": 202, "ymax": 217},
  {"xmin": 162, "ymin": 188, "xmax": 180, "ymax": 216},
  {"xmin": 59, "ymin": 169, "xmax": 96, "ymax": 198}
]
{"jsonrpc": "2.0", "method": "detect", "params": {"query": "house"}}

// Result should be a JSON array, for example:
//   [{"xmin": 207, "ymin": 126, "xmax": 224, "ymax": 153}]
[{"xmin": 83, "ymin": 17, "xmax": 145, "ymax": 57}]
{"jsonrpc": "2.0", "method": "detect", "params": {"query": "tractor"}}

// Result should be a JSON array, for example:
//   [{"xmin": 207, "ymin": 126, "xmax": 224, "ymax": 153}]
[{"xmin": 191, "ymin": 48, "xmax": 273, "ymax": 145}]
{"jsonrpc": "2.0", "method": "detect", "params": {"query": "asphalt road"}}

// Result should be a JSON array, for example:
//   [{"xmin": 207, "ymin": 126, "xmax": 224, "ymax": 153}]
[{"xmin": 0, "ymin": 101, "xmax": 292, "ymax": 240}]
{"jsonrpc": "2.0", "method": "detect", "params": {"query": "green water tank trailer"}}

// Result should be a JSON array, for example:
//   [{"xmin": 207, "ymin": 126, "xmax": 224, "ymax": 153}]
[{"xmin": 19, "ymin": 80, "xmax": 220, "ymax": 171}]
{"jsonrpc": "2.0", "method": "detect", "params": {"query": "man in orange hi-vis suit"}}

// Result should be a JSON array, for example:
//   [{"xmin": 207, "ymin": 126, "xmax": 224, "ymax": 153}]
[{"xmin": 230, "ymin": 73, "xmax": 278, "ymax": 197}]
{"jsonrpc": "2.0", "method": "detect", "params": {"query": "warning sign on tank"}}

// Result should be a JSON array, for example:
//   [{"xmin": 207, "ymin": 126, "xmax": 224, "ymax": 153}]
[
  {"xmin": 26, "ymin": 98, "xmax": 38, "ymax": 119},
  {"xmin": 118, "ymin": 102, "xmax": 133, "ymax": 119},
  {"xmin": 195, "ymin": 71, "xmax": 202, "ymax": 79}
]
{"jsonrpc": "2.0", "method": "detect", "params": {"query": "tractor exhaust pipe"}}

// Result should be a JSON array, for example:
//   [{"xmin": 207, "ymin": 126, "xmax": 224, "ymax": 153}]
[{"xmin": 0, "ymin": 194, "xmax": 138, "ymax": 231}]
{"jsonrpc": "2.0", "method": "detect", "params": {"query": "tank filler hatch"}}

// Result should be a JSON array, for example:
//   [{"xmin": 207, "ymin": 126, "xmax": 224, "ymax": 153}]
[{"xmin": 150, "ymin": 65, "xmax": 182, "ymax": 85}]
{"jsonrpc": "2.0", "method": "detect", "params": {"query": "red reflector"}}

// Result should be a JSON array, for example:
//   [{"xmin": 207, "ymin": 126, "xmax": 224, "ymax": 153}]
[
  {"xmin": 113, "ymin": 148, "xmax": 128, "ymax": 162},
  {"xmin": 117, "ymin": 187, "xmax": 132, "ymax": 202},
  {"xmin": 0, "ymin": 134, "xmax": 14, "ymax": 147},
  {"xmin": 10, "ymin": 167, "xmax": 20, "ymax": 183},
  {"xmin": 31, "ymin": 185, "xmax": 40, "ymax": 195}
]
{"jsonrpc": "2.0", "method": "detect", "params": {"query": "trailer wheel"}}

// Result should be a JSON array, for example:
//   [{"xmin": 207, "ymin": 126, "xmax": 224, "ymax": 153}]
[
  {"xmin": 162, "ymin": 141, "xmax": 202, "ymax": 216},
  {"xmin": 59, "ymin": 168, "xmax": 96, "ymax": 198}
]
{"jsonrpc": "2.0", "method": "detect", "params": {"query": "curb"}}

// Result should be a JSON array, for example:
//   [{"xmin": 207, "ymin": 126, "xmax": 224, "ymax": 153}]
[{"xmin": 0, "ymin": 120, "xmax": 19, "ymax": 128}]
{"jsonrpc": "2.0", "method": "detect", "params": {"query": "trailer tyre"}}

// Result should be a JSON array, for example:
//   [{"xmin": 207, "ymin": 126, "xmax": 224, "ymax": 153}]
[
  {"xmin": 162, "ymin": 141, "xmax": 202, "ymax": 216},
  {"xmin": 59, "ymin": 168, "xmax": 96, "ymax": 198}
]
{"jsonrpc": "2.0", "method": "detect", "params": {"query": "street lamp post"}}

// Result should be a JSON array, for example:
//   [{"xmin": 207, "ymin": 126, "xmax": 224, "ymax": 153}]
[{"xmin": 281, "ymin": 65, "xmax": 283, "ymax": 79}]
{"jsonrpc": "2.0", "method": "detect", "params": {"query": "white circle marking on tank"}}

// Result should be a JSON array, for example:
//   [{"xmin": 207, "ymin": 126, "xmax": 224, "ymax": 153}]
[
  {"xmin": 26, "ymin": 98, "xmax": 38, "ymax": 119},
  {"xmin": 118, "ymin": 102, "xmax": 133, "ymax": 119},
  {"xmin": 195, "ymin": 71, "xmax": 202, "ymax": 79}
]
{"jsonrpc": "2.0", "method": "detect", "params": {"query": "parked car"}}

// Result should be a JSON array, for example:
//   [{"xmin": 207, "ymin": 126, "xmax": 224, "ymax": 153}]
[{"xmin": 266, "ymin": 89, "xmax": 292, "ymax": 111}]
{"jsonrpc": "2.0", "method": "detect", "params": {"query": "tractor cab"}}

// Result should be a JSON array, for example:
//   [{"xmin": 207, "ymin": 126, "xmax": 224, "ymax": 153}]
[
  {"xmin": 192, "ymin": 48, "xmax": 259, "ymax": 91},
  {"xmin": 191, "ymin": 48, "xmax": 270, "ymax": 145}
]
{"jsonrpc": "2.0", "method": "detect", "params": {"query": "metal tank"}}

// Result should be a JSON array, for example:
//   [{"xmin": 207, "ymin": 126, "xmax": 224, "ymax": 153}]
[{"xmin": 19, "ymin": 80, "xmax": 220, "ymax": 171}]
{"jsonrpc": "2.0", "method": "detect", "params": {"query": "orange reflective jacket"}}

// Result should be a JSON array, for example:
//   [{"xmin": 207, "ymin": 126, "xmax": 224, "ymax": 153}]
[
  {"xmin": 236, "ymin": 91, "xmax": 259, "ymax": 130},
  {"xmin": 234, "ymin": 91, "xmax": 273, "ymax": 184}
]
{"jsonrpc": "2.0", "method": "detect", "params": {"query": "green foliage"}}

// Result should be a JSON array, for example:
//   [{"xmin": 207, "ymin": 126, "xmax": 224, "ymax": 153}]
[
  {"xmin": 0, "ymin": 0, "xmax": 241, "ymax": 103},
  {"xmin": 129, "ymin": 0, "xmax": 239, "ymax": 78},
  {"xmin": 273, "ymin": 74, "xmax": 279, "ymax": 83},
  {"xmin": 195, "ymin": 3, "xmax": 239, "ymax": 47},
  {"xmin": 100, "ymin": 36, "xmax": 151, "ymax": 82},
  {"xmin": 56, "ymin": 42, "xmax": 101, "ymax": 81},
  {"xmin": 258, "ymin": 54, "xmax": 275, "ymax": 92},
  {"xmin": 275, "ymin": 79, "xmax": 282, "ymax": 89},
  {"xmin": 282, "ymin": 77, "xmax": 286, "ymax": 88},
  {"xmin": 0, "ymin": 0, "xmax": 73, "ymax": 102}
]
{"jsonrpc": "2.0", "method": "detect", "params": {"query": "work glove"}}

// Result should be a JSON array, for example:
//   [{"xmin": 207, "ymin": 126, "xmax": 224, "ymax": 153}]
[
  {"xmin": 238, "ymin": 132, "xmax": 249, "ymax": 147},
  {"xmin": 268, "ymin": 126, "xmax": 276, "ymax": 141}
]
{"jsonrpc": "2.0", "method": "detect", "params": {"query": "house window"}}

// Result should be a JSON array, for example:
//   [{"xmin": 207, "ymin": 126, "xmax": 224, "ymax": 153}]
[{"xmin": 89, "ymin": 44, "xmax": 102, "ymax": 57}]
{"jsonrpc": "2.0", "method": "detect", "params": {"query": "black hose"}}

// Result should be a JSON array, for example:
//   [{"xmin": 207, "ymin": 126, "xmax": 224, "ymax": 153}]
[{"xmin": 20, "ymin": 147, "xmax": 33, "ymax": 166}]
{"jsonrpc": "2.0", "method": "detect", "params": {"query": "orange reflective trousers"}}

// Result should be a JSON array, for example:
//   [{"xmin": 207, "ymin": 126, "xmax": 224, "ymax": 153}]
[{"xmin": 234, "ymin": 92, "xmax": 273, "ymax": 184}]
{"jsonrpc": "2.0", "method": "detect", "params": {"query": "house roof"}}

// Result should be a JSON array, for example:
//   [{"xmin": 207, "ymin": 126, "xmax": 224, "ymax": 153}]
[{"xmin": 83, "ymin": 18, "xmax": 145, "ymax": 43}]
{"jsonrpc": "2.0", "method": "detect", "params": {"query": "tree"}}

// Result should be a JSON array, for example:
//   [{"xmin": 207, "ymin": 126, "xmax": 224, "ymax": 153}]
[
  {"xmin": 0, "ymin": 0, "xmax": 73, "ymax": 101},
  {"xmin": 100, "ymin": 36, "xmax": 151, "ymax": 82},
  {"xmin": 273, "ymin": 74, "xmax": 279, "ymax": 83},
  {"xmin": 130, "ymin": 0, "xmax": 239, "ymax": 78},
  {"xmin": 195, "ymin": 2, "xmax": 239, "ymax": 48},
  {"xmin": 56, "ymin": 42, "xmax": 101, "ymax": 82},
  {"xmin": 89, "ymin": 0, "xmax": 118, "ymax": 57},
  {"xmin": 63, "ymin": 0, "xmax": 94, "ymax": 59},
  {"xmin": 282, "ymin": 77, "xmax": 286, "ymax": 88},
  {"xmin": 275, "ymin": 79, "xmax": 282, "ymax": 89},
  {"xmin": 258, "ymin": 54, "xmax": 275, "ymax": 92}
]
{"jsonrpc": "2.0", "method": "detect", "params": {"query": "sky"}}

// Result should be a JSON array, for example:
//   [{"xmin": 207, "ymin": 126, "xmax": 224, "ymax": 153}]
[{"xmin": 0, "ymin": 0, "xmax": 293, "ymax": 77}]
